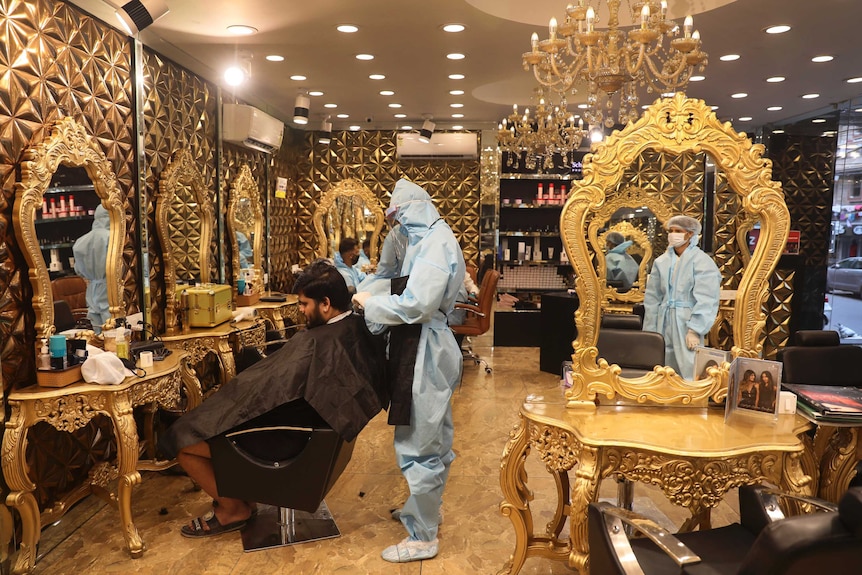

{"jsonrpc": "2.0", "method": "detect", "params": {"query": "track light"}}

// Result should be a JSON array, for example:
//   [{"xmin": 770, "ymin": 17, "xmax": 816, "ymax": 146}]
[
  {"xmin": 293, "ymin": 93, "xmax": 310, "ymax": 125},
  {"xmin": 418, "ymin": 119, "xmax": 436, "ymax": 143},
  {"xmin": 115, "ymin": 0, "xmax": 169, "ymax": 35},
  {"xmin": 319, "ymin": 117, "xmax": 332, "ymax": 144}
]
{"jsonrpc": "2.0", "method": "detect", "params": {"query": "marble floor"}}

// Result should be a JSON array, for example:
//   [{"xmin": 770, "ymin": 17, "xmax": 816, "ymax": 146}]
[{"xmin": 31, "ymin": 328, "xmax": 741, "ymax": 575}]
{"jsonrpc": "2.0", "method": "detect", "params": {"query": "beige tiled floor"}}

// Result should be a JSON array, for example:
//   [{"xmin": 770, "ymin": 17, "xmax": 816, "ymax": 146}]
[{"xmin": 32, "ymin": 330, "xmax": 740, "ymax": 574}]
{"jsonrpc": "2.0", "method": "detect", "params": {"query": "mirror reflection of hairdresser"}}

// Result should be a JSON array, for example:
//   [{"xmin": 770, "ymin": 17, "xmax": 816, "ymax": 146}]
[
  {"xmin": 605, "ymin": 231, "xmax": 639, "ymax": 291},
  {"xmin": 236, "ymin": 231, "xmax": 253, "ymax": 269},
  {"xmin": 72, "ymin": 204, "xmax": 111, "ymax": 332},
  {"xmin": 643, "ymin": 215, "xmax": 721, "ymax": 379}
]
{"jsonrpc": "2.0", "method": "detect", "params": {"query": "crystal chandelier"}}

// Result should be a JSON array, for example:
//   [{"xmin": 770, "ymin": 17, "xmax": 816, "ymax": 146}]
[
  {"xmin": 498, "ymin": 88, "xmax": 588, "ymax": 172},
  {"xmin": 523, "ymin": 0, "xmax": 708, "ymax": 127}
]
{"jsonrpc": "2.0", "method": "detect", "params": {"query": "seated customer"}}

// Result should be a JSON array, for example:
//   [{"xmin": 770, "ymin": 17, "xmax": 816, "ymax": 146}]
[
  {"xmin": 334, "ymin": 237, "xmax": 366, "ymax": 293},
  {"xmin": 160, "ymin": 259, "xmax": 387, "ymax": 538}
]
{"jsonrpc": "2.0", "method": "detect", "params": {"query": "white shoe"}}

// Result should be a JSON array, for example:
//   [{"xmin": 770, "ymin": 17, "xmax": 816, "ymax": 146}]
[{"xmin": 381, "ymin": 537, "xmax": 439, "ymax": 563}]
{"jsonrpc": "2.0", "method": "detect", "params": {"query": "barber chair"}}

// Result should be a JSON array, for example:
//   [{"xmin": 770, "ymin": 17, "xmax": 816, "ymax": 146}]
[
  {"xmin": 452, "ymin": 269, "xmax": 500, "ymax": 374},
  {"xmin": 601, "ymin": 313, "xmax": 643, "ymax": 330},
  {"xmin": 779, "ymin": 330, "xmax": 862, "ymax": 387},
  {"xmin": 588, "ymin": 484, "xmax": 862, "ymax": 575},
  {"xmin": 596, "ymin": 324, "xmax": 664, "ymax": 379}
]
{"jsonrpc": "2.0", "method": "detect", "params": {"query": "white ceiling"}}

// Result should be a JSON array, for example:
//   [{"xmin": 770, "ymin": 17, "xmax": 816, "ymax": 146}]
[{"xmin": 71, "ymin": 0, "xmax": 862, "ymax": 133}]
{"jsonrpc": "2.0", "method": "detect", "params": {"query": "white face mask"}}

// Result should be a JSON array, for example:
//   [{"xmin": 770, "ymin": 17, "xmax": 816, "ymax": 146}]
[{"xmin": 668, "ymin": 232, "xmax": 687, "ymax": 248}]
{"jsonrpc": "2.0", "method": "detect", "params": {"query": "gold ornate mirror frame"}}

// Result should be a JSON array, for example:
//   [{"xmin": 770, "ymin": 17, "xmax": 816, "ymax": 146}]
[
  {"xmin": 313, "ymin": 178, "xmax": 384, "ymax": 264},
  {"xmin": 14, "ymin": 117, "xmax": 126, "ymax": 339},
  {"xmin": 561, "ymin": 94, "xmax": 789, "ymax": 408},
  {"xmin": 588, "ymin": 186, "xmax": 674, "ymax": 306},
  {"xmin": 227, "ymin": 164, "xmax": 263, "ymax": 284},
  {"xmin": 156, "ymin": 148, "xmax": 214, "ymax": 331}
]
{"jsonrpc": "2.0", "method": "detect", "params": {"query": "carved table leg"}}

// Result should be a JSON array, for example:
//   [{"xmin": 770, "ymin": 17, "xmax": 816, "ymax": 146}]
[
  {"xmin": 546, "ymin": 467, "xmax": 570, "ymax": 540},
  {"xmin": 180, "ymin": 358, "xmax": 202, "ymax": 411},
  {"xmin": 2, "ymin": 405, "xmax": 39, "ymax": 575},
  {"xmin": 568, "ymin": 445, "xmax": 601, "ymax": 575},
  {"xmin": 817, "ymin": 426, "xmax": 859, "ymax": 503},
  {"xmin": 109, "ymin": 393, "xmax": 144, "ymax": 558},
  {"xmin": 498, "ymin": 416, "xmax": 533, "ymax": 575},
  {"xmin": 217, "ymin": 337, "xmax": 236, "ymax": 384}
]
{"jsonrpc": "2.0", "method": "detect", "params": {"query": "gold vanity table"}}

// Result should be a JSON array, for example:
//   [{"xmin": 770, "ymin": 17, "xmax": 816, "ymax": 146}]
[
  {"xmin": 498, "ymin": 394, "xmax": 813, "ymax": 575},
  {"xmin": 3, "ymin": 352, "xmax": 200, "ymax": 575},
  {"xmin": 247, "ymin": 294, "xmax": 303, "ymax": 337},
  {"xmin": 796, "ymin": 412, "xmax": 862, "ymax": 503},
  {"xmin": 160, "ymin": 318, "xmax": 266, "ymax": 386}
]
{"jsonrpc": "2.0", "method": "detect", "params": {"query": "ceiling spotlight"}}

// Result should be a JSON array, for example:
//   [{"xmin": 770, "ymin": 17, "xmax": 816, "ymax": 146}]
[
  {"xmin": 223, "ymin": 65, "xmax": 246, "ymax": 86},
  {"xmin": 767, "ymin": 106, "xmax": 783, "ymax": 111},
  {"xmin": 265, "ymin": 55, "xmax": 284, "ymax": 62},
  {"xmin": 308, "ymin": 91, "xmax": 324, "ymax": 97},
  {"xmin": 738, "ymin": 116, "xmax": 753, "ymax": 121},
  {"xmin": 324, "ymin": 103, "xmax": 338, "ymax": 108},
  {"xmin": 448, "ymin": 74, "xmax": 465, "ymax": 80},
  {"xmin": 766, "ymin": 76, "xmax": 785, "ymax": 83},
  {"xmin": 812, "ymin": 55, "xmax": 834, "ymax": 63},
  {"xmin": 355, "ymin": 54, "xmax": 374, "ymax": 61},
  {"xmin": 447, "ymin": 53, "xmax": 465, "ymax": 60},
  {"xmin": 442, "ymin": 24, "xmax": 465, "ymax": 33},
  {"xmin": 379, "ymin": 90, "xmax": 395, "ymax": 96},
  {"xmin": 719, "ymin": 54, "xmax": 740, "ymax": 61},
  {"xmin": 115, "ymin": 0, "xmax": 169, "ymax": 35},
  {"xmin": 802, "ymin": 93, "xmax": 820, "ymax": 99},
  {"xmin": 689, "ymin": 75, "xmax": 705, "ymax": 82},
  {"xmin": 290, "ymin": 75, "xmax": 307, "ymax": 81},
  {"xmin": 418, "ymin": 119, "xmax": 436, "ymax": 143},
  {"xmin": 337, "ymin": 24, "xmax": 358, "ymax": 33},
  {"xmin": 847, "ymin": 78, "xmax": 862, "ymax": 84},
  {"xmin": 590, "ymin": 129, "xmax": 604, "ymax": 143},
  {"xmin": 393, "ymin": 113, "xmax": 407, "ymax": 118},
  {"xmin": 294, "ymin": 93, "xmax": 310, "ymax": 125},
  {"xmin": 227, "ymin": 25, "xmax": 258, "ymax": 35},
  {"xmin": 731, "ymin": 93, "xmax": 748, "ymax": 98},
  {"xmin": 318, "ymin": 117, "xmax": 332, "ymax": 144},
  {"xmin": 349, "ymin": 125, "xmax": 361, "ymax": 131},
  {"xmin": 336, "ymin": 113, "xmax": 349, "ymax": 119},
  {"xmin": 369, "ymin": 74, "xmax": 386, "ymax": 80},
  {"xmin": 765, "ymin": 25, "xmax": 791, "ymax": 34},
  {"xmin": 449, "ymin": 90, "xmax": 464, "ymax": 95}
]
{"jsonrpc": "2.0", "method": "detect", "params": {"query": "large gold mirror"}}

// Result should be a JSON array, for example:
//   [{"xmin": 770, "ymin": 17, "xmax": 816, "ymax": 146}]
[
  {"xmin": 561, "ymin": 94, "xmax": 789, "ymax": 407},
  {"xmin": 227, "ymin": 165, "xmax": 264, "ymax": 292},
  {"xmin": 156, "ymin": 148, "xmax": 214, "ymax": 331},
  {"xmin": 313, "ymin": 178, "xmax": 384, "ymax": 266},
  {"xmin": 14, "ymin": 117, "xmax": 126, "ymax": 339}
]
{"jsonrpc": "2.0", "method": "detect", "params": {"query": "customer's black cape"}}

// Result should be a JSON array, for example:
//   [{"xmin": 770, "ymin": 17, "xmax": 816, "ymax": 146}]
[{"xmin": 159, "ymin": 313, "xmax": 387, "ymax": 459}]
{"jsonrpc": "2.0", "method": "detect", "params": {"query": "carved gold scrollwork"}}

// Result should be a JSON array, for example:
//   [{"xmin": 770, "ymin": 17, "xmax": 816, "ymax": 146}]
[
  {"xmin": 227, "ymin": 165, "xmax": 264, "ymax": 297},
  {"xmin": 561, "ymin": 94, "xmax": 789, "ymax": 406},
  {"xmin": 128, "ymin": 370, "xmax": 183, "ymax": 410},
  {"xmin": 528, "ymin": 424, "xmax": 580, "ymax": 472},
  {"xmin": 89, "ymin": 462, "xmax": 120, "ymax": 489},
  {"xmin": 33, "ymin": 394, "xmax": 108, "ymax": 433},
  {"xmin": 313, "ymin": 178, "xmax": 385, "ymax": 264}
]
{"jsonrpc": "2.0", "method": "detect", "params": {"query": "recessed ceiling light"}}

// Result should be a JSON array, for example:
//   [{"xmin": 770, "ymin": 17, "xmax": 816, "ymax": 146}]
[
  {"xmin": 447, "ymin": 53, "xmax": 466, "ymax": 60},
  {"xmin": 336, "ymin": 113, "xmax": 349, "ymax": 119},
  {"xmin": 443, "ymin": 23, "xmax": 465, "ymax": 33},
  {"xmin": 731, "ymin": 93, "xmax": 748, "ymax": 98},
  {"xmin": 379, "ymin": 90, "xmax": 395, "ymax": 96},
  {"xmin": 265, "ymin": 55, "xmax": 284, "ymax": 62},
  {"xmin": 449, "ymin": 89, "xmax": 464, "ymax": 95},
  {"xmin": 766, "ymin": 76, "xmax": 785, "ymax": 83},
  {"xmin": 767, "ymin": 106, "xmax": 783, "ymax": 111},
  {"xmin": 689, "ymin": 75, "xmax": 705, "ymax": 81},
  {"xmin": 349, "ymin": 125, "xmax": 361, "ymax": 131},
  {"xmin": 802, "ymin": 93, "xmax": 820, "ymax": 99},
  {"xmin": 324, "ymin": 103, "xmax": 338, "ymax": 108},
  {"xmin": 449, "ymin": 74, "xmax": 465, "ymax": 80},
  {"xmin": 290, "ymin": 75, "xmax": 307, "ymax": 81},
  {"xmin": 711, "ymin": 105, "xmax": 719, "ymax": 110},
  {"xmin": 400, "ymin": 125, "xmax": 413, "ymax": 130},
  {"xmin": 394, "ymin": 113, "xmax": 407, "ymax": 118},
  {"xmin": 641, "ymin": 105, "xmax": 650, "ymax": 109},
  {"xmin": 812, "ymin": 118, "xmax": 827, "ymax": 123},
  {"xmin": 772, "ymin": 129, "xmax": 785, "ymax": 134},
  {"xmin": 812, "ymin": 55, "xmax": 833, "ymax": 63},
  {"xmin": 451, "ymin": 113, "xmax": 464, "ymax": 118},
  {"xmin": 738, "ymin": 116, "xmax": 753, "ymax": 121},
  {"xmin": 337, "ymin": 24, "xmax": 358, "ymax": 33},
  {"xmin": 765, "ymin": 25, "xmax": 791, "ymax": 34},
  {"xmin": 847, "ymin": 77, "xmax": 862, "ymax": 84},
  {"xmin": 450, "ymin": 103, "xmax": 463, "ymax": 108},
  {"xmin": 452, "ymin": 125, "xmax": 464, "ymax": 130},
  {"xmin": 227, "ymin": 25, "xmax": 257, "ymax": 35},
  {"xmin": 578, "ymin": 104, "xmax": 589, "ymax": 109},
  {"xmin": 719, "ymin": 54, "xmax": 740, "ymax": 61},
  {"xmin": 309, "ymin": 91, "xmax": 324, "ymax": 96},
  {"xmin": 369, "ymin": 74, "xmax": 385, "ymax": 80},
  {"xmin": 388, "ymin": 103, "xmax": 402, "ymax": 108},
  {"xmin": 355, "ymin": 54, "xmax": 374, "ymax": 61}
]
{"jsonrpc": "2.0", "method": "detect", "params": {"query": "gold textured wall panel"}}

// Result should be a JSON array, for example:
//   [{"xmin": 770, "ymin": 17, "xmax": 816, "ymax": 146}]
[{"xmin": 268, "ymin": 130, "xmax": 303, "ymax": 292}]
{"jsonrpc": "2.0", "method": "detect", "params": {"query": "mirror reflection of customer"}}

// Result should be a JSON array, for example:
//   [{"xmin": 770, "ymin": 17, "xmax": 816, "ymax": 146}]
[
  {"xmin": 334, "ymin": 237, "xmax": 366, "ymax": 293},
  {"xmin": 356, "ymin": 237, "xmax": 372, "ymax": 271},
  {"xmin": 738, "ymin": 369, "xmax": 759, "ymax": 409},
  {"xmin": 236, "ymin": 231, "xmax": 253, "ymax": 269},
  {"xmin": 757, "ymin": 370, "xmax": 778, "ymax": 412},
  {"xmin": 643, "ymin": 215, "xmax": 721, "ymax": 379},
  {"xmin": 72, "ymin": 204, "xmax": 111, "ymax": 332},
  {"xmin": 605, "ymin": 231, "xmax": 639, "ymax": 291}
]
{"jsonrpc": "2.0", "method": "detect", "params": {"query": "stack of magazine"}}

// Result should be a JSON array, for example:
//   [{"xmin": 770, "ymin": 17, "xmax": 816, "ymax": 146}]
[{"xmin": 783, "ymin": 384, "xmax": 862, "ymax": 422}]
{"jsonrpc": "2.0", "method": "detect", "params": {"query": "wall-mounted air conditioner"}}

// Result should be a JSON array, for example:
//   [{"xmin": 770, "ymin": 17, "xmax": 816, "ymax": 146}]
[
  {"xmin": 396, "ymin": 132, "xmax": 478, "ymax": 159},
  {"xmin": 223, "ymin": 104, "xmax": 284, "ymax": 154}
]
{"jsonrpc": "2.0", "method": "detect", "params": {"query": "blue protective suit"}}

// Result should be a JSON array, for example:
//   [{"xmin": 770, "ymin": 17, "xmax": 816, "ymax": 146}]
[
  {"xmin": 356, "ymin": 248, "xmax": 371, "ymax": 270},
  {"xmin": 72, "ymin": 205, "xmax": 111, "ymax": 330},
  {"xmin": 361, "ymin": 179, "xmax": 465, "ymax": 543},
  {"xmin": 356, "ymin": 225, "xmax": 408, "ymax": 296},
  {"xmin": 236, "ymin": 231, "xmax": 253, "ymax": 269},
  {"xmin": 606, "ymin": 240, "xmax": 639, "ymax": 291},
  {"xmin": 334, "ymin": 252, "xmax": 366, "ymax": 292},
  {"xmin": 643, "ymin": 236, "xmax": 721, "ymax": 379}
]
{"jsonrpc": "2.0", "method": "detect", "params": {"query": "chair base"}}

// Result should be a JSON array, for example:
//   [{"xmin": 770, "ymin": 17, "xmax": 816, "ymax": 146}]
[{"xmin": 240, "ymin": 501, "xmax": 340, "ymax": 552}]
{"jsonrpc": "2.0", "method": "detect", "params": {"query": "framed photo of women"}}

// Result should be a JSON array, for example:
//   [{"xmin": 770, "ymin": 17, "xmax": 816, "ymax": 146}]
[{"xmin": 726, "ymin": 357, "xmax": 782, "ymax": 422}]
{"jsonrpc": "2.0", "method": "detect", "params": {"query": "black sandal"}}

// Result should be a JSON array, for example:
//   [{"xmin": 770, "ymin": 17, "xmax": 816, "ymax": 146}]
[{"xmin": 180, "ymin": 509, "xmax": 247, "ymax": 538}]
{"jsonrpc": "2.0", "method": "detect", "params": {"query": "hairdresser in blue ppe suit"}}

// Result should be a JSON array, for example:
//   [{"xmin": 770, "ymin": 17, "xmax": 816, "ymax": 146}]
[
  {"xmin": 643, "ymin": 215, "xmax": 721, "ymax": 379},
  {"xmin": 353, "ymin": 178, "xmax": 465, "ymax": 563},
  {"xmin": 72, "ymin": 204, "xmax": 111, "ymax": 332}
]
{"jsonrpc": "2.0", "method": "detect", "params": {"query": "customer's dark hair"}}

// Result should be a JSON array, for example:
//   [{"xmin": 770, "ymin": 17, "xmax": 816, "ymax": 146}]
[
  {"xmin": 292, "ymin": 259, "xmax": 351, "ymax": 311},
  {"xmin": 339, "ymin": 237, "xmax": 358, "ymax": 255}
]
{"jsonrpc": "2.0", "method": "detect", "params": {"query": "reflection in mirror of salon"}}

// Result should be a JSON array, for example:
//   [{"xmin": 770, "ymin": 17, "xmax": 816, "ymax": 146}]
[
  {"xmin": 234, "ymin": 197, "xmax": 255, "ymax": 269},
  {"xmin": 40, "ymin": 166, "xmax": 107, "ymax": 331}
]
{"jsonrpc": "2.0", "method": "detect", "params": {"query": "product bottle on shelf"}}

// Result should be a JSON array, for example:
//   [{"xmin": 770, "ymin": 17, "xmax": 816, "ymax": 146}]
[
  {"xmin": 49, "ymin": 197, "xmax": 57, "ymax": 217},
  {"xmin": 537, "ymin": 183, "xmax": 544, "ymax": 206},
  {"xmin": 41, "ymin": 199, "xmax": 50, "ymax": 219},
  {"xmin": 58, "ymin": 195, "xmax": 67, "ymax": 217},
  {"xmin": 68, "ymin": 195, "xmax": 75, "ymax": 214},
  {"xmin": 560, "ymin": 184, "xmax": 567, "ymax": 204},
  {"xmin": 548, "ymin": 182, "xmax": 555, "ymax": 205}
]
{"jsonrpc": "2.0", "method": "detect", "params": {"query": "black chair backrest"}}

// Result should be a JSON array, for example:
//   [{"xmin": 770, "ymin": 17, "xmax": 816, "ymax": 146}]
[
  {"xmin": 53, "ymin": 300, "xmax": 76, "ymax": 332},
  {"xmin": 780, "ymin": 330, "xmax": 862, "ymax": 387},
  {"xmin": 601, "ymin": 314, "xmax": 642, "ymax": 330},
  {"xmin": 596, "ymin": 329, "xmax": 664, "ymax": 377}
]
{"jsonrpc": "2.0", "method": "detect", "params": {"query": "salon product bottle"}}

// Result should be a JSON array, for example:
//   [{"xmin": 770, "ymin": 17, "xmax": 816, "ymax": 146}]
[
  {"xmin": 560, "ymin": 183, "xmax": 567, "ymax": 203},
  {"xmin": 38, "ymin": 339, "xmax": 51, "ymax": 370},
  {"xmin": 536, "ymin": 183, "xmax": 544, "ymax": 206},
  {"xmin": 41, "ymin": 199, "xmax": 49, "ymax": 219},
  {"xmin": 49, "ymin": 197, "xmax": 57, "ymax": 217},
  {"xmin": 58, "ymin": 195, "xmax": 67, "ymax": 217},
  {"xmin": 548, "ymin": 183, "xmax": 555, "ymax": 205},
  {"xmin": 68, "ymin": 195, "xmax": 75, "ymax": 213},
  {"xmin": 115, "ymin": 327, "xmax": 129, "ymax": 360}
]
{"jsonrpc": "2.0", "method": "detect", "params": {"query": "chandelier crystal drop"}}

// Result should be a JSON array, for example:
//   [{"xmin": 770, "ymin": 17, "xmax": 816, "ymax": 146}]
[
  {"xmin": 497, "ymin": 88, "xmax": 588, "ymax": 172},
  {"xmin": 522, "ymin": 0, "xmax": 708, "ymax": 127}
]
